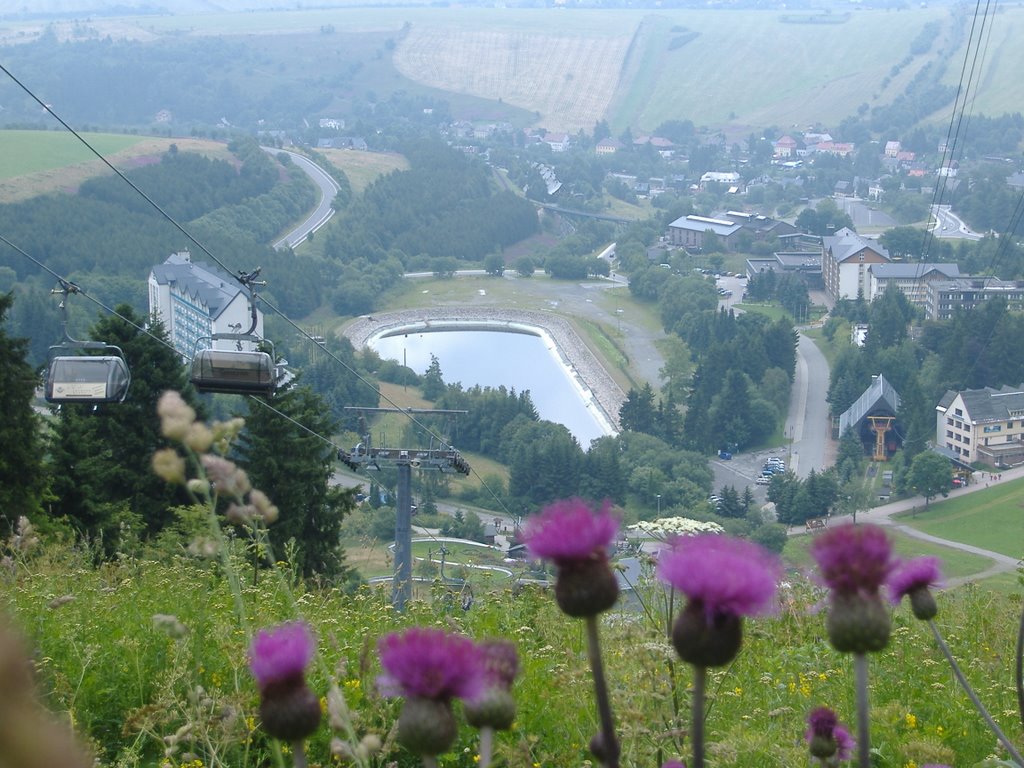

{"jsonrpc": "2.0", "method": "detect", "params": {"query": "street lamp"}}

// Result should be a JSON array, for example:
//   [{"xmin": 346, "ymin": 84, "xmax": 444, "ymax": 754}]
[{"xmin": 656, "ymin": 494, "xmax": 662, "ymax": 516}]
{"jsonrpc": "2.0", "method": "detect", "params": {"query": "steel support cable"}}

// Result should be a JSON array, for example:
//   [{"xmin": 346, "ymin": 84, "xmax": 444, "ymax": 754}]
[{"xmin": 0, "ymin": 64, "xmax": 520, "ymax": 520}]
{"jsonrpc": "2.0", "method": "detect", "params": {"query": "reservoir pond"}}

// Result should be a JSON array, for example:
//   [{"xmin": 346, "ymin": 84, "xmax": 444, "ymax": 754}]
[{"xmin": 369, "ymin": 329, "xmax": 610, "ymax": 447}]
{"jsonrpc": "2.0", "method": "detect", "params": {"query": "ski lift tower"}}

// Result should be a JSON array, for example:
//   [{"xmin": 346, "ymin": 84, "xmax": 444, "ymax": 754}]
[{"xmin": 341, "ymin": 407, "xmax": 470, "ymax": 612}]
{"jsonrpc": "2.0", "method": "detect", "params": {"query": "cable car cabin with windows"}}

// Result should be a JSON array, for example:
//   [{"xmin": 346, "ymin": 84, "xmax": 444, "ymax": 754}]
[
  {"xmin": 190, "ymin": 348, "xmax": 277, "ymax": 396},
  {"xmin": 46, "ymin": 350, "xmax": 131, "ymax": 404}
]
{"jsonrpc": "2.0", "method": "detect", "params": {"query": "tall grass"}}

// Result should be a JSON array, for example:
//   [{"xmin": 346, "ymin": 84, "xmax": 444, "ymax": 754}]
[{"xmin": 3, "ymin": 536, "xmax": 1020, "ymax": 768}]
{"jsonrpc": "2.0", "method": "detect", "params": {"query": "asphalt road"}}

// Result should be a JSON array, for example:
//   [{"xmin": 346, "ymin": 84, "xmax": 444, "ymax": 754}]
[
  {"xmin": 931, "ymin": 204, "xmax": 983, "ymax": 241},
  {"xmin": 262, "ymin": 147, "xmax": 341, "ymax": 249},
  {"xmin": 833, "ymin": 196, "xmax": 897, "ymax": 231}
]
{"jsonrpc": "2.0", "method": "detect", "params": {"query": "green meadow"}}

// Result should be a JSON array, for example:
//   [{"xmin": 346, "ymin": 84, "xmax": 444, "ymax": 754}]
[
  {"xmin": 0, "ymin": 130, "xmax": 142, "ymax": 180},
  {"xmin": 893, "ymin": 477, "xmax": 1024, "ymax": 560}
]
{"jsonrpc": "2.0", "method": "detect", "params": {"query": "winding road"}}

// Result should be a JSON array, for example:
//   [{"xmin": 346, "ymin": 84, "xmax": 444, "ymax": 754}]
[{"xmin": 262, "ymin": 146, "xmax": 340, "ymax": 249}]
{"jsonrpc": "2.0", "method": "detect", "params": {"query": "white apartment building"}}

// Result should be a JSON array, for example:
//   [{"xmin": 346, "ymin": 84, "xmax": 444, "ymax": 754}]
[
  {"xmin": 148, "ymin": 250, "xmax": 264, "ymax": 359},
  {"xmin": 822, "ymin": 228, "xmax": 891, "ymax": 301},
  {"xmin": 936, "ymin": 384, "xmax": 1024, "ymax": 467}
]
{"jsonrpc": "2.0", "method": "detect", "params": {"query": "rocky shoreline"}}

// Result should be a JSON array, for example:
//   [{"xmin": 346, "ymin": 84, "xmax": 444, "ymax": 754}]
[{"xmin": 342, "ymin": 307, "xmax": 626, "ymax": 433}]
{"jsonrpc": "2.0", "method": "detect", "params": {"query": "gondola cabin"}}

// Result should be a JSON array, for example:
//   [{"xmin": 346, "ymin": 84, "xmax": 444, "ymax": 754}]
[
  {"xmin": 190, "ymin": 349, "xmax": 276, "ymax": 396},
  {"xmin": 46, "ymin": 355, "xmax": 131, "ymax": 404}
]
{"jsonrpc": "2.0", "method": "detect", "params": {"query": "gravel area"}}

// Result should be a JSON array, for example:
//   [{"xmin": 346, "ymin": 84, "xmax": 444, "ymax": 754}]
[{"xmin": 343, "ymin": 307, "xmax": 626, "ymax": 431}]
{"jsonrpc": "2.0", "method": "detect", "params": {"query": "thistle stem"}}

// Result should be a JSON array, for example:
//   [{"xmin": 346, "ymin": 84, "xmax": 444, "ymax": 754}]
[
  {"xmin": 854, "ymin": 653, "xmax": 870, "ymax": 768},
  {"xmin": 422, "ymin": 756, "xmax": 439, "ymax": 768},
  {"xmin": 291, "ymin": 740, "xmax": 308, "ymax": 768},
  {"xmin": 928, "ymin": 620, "xmax": 1024, "ymax": 766},
  {"xmin": 585, "ymin": 614, "xmax": 620, "ymax": 768},
  {"xmin": 1016, "ymin": 603, "xmax": 1024, "ymax": 733},
  {"xmin": 692, "ymin": 664, "xmax": 707, "ymax": 768},
  {"xmin": 478, "ymin": 726, "xmax": 495, "ymax": 768}
]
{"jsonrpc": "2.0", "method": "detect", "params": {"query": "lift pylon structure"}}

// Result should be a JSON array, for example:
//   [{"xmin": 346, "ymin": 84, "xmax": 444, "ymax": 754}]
[
  {"xmin": 867, "ymin": 415, "xmax": 896, "ymax": 462},
  {"xmin": 341, "ymin": 407, "xmax": 470, "ymax": 612}
]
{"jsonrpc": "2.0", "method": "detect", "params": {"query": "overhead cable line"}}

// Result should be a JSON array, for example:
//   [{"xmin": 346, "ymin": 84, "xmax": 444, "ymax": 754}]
[{"xmin": 0, "ymin": 64, "xmax": 521, "ymax": 520}]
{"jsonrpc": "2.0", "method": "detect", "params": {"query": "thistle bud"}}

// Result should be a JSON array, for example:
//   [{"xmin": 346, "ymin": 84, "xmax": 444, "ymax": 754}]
[{"xmin": 825, "ymin": 592, "xmax": 891, "ymax": 654}]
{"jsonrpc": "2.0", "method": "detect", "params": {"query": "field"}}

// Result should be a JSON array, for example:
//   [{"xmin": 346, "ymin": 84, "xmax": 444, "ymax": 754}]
[
  {"xmin": 319, "ymin": 148, "xmax": 409, "ymax": 194},
  {"xmin": 892, "ymin": 477, "xmax": 1024, "ymax": 559},
  {"xmin": 4, "ymin": 521, "xmax": 1021, "ymax": 767},
  {"xmin": 393, "ymin": 25, "xmax": 630, "ymax": 133},
  {"xmin": 8, "ymin": 5, "xmax": 1024, "ymax": 134},
  {"xmin": 0, "ymin": 131, "xmax": 233, "ymax": 203}
]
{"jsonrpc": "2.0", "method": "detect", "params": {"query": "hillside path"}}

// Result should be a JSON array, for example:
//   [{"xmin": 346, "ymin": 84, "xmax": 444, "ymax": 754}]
[{"xmin": 804, "ymin": 465, "xmax": 1024, "ymax": 586}]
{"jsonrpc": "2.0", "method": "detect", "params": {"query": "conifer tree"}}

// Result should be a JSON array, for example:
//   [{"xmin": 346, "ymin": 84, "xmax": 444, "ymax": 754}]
[
  {"xmin": 0, "ymin": 293, "xmax": 46, "ymax": 535},
  {"xmin": 236, "ymin": 383, "xmax": 357, "ymax": 582},
  {"xmin": 49, "ymin": 306, "xmax": 195, "ymax": 548}
]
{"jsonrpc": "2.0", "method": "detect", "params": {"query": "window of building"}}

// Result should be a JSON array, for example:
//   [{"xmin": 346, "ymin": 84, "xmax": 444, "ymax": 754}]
[
  {"xmin": 954, "ymin": 434, "xmax": 961, "ymax": 441},
  {"xmin": 963, "ymin": 437, "xmax": 970, "ymax": 445},
  {"xmin": 946, "ymin": 430, "xmax": 954, "ymax": 438},
  {"xmin": 947, "ymin": 417, "xmax": 953, "ymax": 425},
  {"xmin": 954, "ymin": 408, "xmax": 963, "ymax": 417},
  {"xmin": 983, "ymin": 424, "xmax": 1002, "ymax": 433}
]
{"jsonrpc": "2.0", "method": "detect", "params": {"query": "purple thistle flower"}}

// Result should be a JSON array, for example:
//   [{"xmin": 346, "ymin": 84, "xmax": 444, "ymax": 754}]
[
  {"xmin": 887, "ymin": 556, "xmax": 943, "ymax": 604},
  {"xmin": 805, "ymin": 706, "xmax": 837, "ymax": 738},
  {"xmin": 248, "ymin": 622, "xmax": 321, "ymax": 742},
  {"xmin": 662, "ymin": 761, "xmax": 688, "ymax": 768},
  {"xmin": 464, "ymin": 639, "xmax": 519, "ymax": 732},
  {"xmin": 805, "ymin": 707, "xmax": 855, "ymax": 762},
  {"xmin": 833, "ymin": 724, "xmax": 855, "ymax": 761},
  {"xmin": 810, "ymin": 523, "xmax": 895, "ymax": 595},
  {"xmin": 477, "ymin": 639, "xmax": 519, "ymax": 690},
  {"xmin": 657, "ymin": 534, "xmax": 781, "ymax": 619},
  {"xmin": 249, "ymin": 622, "xmax": 315, "ymax": 691},
  {"xmin": 522, "ymin": 498, "xmax": 619, "ymax": 563},
  {"xmin": 377, "ymin": 627, "xmax": 485, "ymax": 702}
]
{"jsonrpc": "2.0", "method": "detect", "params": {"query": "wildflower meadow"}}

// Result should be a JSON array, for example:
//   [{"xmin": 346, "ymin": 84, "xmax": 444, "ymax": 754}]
[{"xmin": 1, "ymin": 395, "xmax": 1022, "ymax": 768}]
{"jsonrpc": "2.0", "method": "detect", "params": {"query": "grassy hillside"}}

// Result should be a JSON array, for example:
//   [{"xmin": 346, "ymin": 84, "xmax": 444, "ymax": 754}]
[
  {"xmin": 0, "ymin": 132, "xmax": 233, "ymax": 203},
  {"xmin": 319, "ymin": 148, "xmax": 409, "ymax": 195},
  {"xmin": 7, "ymin": 5, "xmax": 1022, "ymax": 135}
]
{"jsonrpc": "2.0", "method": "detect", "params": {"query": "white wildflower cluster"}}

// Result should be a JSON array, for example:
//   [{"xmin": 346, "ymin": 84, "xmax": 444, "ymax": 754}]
[{"xmin": 627, "ymin": 517, "xmax": 725, "ymax": 537}]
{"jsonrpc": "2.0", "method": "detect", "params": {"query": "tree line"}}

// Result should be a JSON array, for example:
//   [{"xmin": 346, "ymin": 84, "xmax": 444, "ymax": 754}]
[{"xmin": 0, "ymin": 138, "xmax": 322, "ymax": 359}]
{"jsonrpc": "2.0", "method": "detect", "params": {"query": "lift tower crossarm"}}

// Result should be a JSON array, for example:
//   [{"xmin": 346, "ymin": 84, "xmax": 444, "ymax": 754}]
[{"xmin": 339, "ymin": 406, "xmax": 472, "ymax": 611}]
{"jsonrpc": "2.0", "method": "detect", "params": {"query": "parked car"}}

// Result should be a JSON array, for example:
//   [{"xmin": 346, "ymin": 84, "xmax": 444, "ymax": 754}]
[
  {"xmin": 755, "ymin": 475, "xmax": 772, "ymax": 485},
  {"xmin": 718, "ymin": 449, "xmax": 732, "ymax": 460}
]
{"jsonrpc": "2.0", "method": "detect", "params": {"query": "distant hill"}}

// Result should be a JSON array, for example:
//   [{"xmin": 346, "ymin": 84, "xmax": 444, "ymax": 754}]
[{"xmin": 2, "ymin": 5, "xmax": 1022, "ymax": 136}]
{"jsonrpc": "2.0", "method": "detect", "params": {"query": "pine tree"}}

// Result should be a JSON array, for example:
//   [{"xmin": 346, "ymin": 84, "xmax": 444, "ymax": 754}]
[
  {"xmin": 236, "ymin": 383, "xmax": 357, "ymax": 581},
  {"xmin": 420, "ymin": 354, "xmax": 446, "ymax": 400},
  {"xmin": 0, "ymin": 293, "xmax": 46, "ymax": 535},
  {"xmin": 49, "ymin": 306, "xmax": 196, "ymax": 548}
]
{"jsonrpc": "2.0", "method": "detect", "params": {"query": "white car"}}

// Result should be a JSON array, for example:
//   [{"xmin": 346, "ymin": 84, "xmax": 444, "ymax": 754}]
[{"xmin": 755, "ymin": 475, "xmax": 772, "ymax": 485}]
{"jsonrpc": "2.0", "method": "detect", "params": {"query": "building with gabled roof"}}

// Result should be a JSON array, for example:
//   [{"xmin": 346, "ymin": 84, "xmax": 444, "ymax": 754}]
[
  {"xmin": 773, "ymin": 135, "xmax": 799, "ymax": 157},
  {"xmin": 667, "ymin": 214, "xmax": 742, "ymax": 251},
  {"xmin": 148, "ymin": 250, "xmax": 264, "ymax": 359},
  {"xmin": 699, "ymin": 171, "xmax": 742, "ymax": 191},
  {"xmin": 837, "ymin": 374, "xmax": 901, "ymax": 459},
  {"xmin": 936, "ymin": 384, "xmax": 1024, "ymax": 466},
  {"xmin": 822, "ymin": 228, "xmax": 891, "ymax": 300}
]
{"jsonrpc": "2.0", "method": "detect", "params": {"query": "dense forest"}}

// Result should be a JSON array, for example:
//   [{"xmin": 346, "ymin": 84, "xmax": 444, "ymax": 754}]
[
  {"xmin": 323, "ymin": 139, "xmax": 540, "ymax": 314},
  {"xmin": 0, "ymin": 137, "xmax": 320, "ymax": 359}
]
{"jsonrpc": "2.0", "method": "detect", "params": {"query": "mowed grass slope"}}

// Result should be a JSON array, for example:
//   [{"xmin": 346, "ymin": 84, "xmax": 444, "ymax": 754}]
[
  {"xmin": 892, "ymin": 477, "xmax": 1024, "ymax": 559},
  {"xmin": 0, "ymin": 132, "xmax": 233, "ymax": 202},
  {"xmin": 11, "ymin": 6, "xmax": 1024, "ymax": 134},
  {"xmin": 319, "ymin": 148, "xmax": 409, "ymax": 194},
  {"xmin": 386, "ymin": 6, "xmax": 955, "ymax": 132}
]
